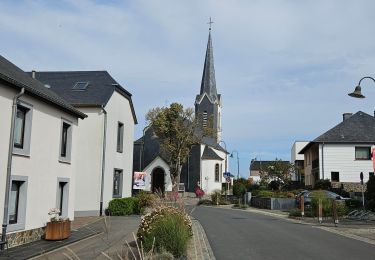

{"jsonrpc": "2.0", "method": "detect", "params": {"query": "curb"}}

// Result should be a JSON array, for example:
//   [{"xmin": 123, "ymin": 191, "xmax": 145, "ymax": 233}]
[{"xmin": 188, "ymin": 219, "xmax": 216, "ymax": 260}]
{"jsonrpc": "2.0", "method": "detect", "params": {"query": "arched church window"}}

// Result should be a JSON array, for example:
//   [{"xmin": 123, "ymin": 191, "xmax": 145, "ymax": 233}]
[
  {"xmin": 203, "ymin": 111, "xmax": 208, "ymax": 127},
  {"xmin": 215, "ymin": 163, "xmax": 219, "ymax": 182}
]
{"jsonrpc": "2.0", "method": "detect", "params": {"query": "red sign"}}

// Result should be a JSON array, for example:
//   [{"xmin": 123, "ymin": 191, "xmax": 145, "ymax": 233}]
[{"xmin": 373, "ymin": 148, "xmax": 375, "ymax": 171}]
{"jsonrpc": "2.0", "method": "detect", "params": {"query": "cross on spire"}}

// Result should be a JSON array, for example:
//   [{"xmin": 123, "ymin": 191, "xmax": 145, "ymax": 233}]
[{"xmin": 207, "ymin": 17, "xmax": 214, "ymax": 30}]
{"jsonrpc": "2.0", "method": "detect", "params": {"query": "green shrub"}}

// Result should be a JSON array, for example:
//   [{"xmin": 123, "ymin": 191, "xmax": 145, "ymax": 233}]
[
  {"xmin": 345, "ymin": 199, "xmax": 362, "ymax": 210},
  {"xmin": 210, "ymin": 190, "xmax": 222, "ymax": 205},
  {"xmin": 138, "ymin": 206, "xmax": 192, "ymax": 257},
  {"xmin": 136, "ymin": 191, "xmax": 156, "ymax": 213},
  {"xmin": 289, "ymin": 209, "xmax": 302, "ymax": 217},
  {"xmin": 256, "ymin": 190, "xmax": 275, "ymax": 198},
  {"xmin": 366, "ymin": 175, "xmax": 375, "ymax": 201},
  {"xmin": 268, "ymin": 180, "xmax": 280, "ymax": 191},
  {"xmin": 314, "ymin": 179, "xmax": 331, "ymax": 190},
  {"xmin": 367, "ymin": 199, "xmax": 375, "ymax": 212},
  {"xmin": 107, "ymin": 197, "xmax": 139, "ymax": 216},
  {"xmin": 309, "ymin": 191, "xmax": 348, "ymax": 217},
  {"xmin": 233, "ymin": 182, "xmax": 247, "ymax": 197},
  {"xmin": 198, "ymin": 199, "xmax": 213, "ymax": 205}
]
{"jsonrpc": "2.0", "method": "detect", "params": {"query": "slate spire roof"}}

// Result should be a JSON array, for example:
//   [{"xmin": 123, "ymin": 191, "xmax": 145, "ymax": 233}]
[
  {"xmin": 299, "ymin": 111, "xmax": 375, "ymax": 154},
  {"xmin": 0, "ymin": 55, "xmax": 86, "ymax": 119},
  {"xmin": 200, "ymin": 30, "xmax": 218, "ymax": 101}
]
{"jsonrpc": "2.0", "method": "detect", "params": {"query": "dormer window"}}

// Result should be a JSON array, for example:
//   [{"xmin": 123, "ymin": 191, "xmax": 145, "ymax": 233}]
[
  {"xmin": 72, "ymin": 82, "xmax": 89, "ymax": 91},
  {"xmin": 203, "ymin": 111, "xmax": 208, "ymax": 127}
]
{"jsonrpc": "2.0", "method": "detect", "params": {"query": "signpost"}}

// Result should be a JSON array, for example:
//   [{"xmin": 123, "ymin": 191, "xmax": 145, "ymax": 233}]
[
  {"xmin": 223, "ymin": 172, "xmax": 232, "ymax": 199},
  {"xmin": 360, "ymin": 172, "xmax": 365, "ymax": 209}
]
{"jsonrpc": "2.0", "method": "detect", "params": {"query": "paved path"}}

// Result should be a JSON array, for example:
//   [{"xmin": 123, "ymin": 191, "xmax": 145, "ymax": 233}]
[{"xmin": 193, "ymin": 206, "xmax": 375, "ymax": 260}]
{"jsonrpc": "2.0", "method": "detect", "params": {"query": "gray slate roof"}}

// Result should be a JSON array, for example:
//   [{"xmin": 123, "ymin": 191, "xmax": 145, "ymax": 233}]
[
  {"xmin": 201, "ymin": 145, "xmax": 224, "ymax": 160},
  {"xmin": 200, "ymin": 30, "xmax": 218, "ymax": 101},
  {"xmin": 299, "ymin": 111, "xmax": 375, "ymax": 154},
  {"xmin": 31, "ymin": 71, "xmax": 137, "ymax": 124},
  {"xmin": 0, "ymin": 55, "xmax": 86, "ymax": 119}
]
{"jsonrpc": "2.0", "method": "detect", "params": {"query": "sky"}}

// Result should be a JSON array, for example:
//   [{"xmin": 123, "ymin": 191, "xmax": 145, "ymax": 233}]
[{"xmin": 2, "ymin": 0, "xmax": 375, "ymax": 178}]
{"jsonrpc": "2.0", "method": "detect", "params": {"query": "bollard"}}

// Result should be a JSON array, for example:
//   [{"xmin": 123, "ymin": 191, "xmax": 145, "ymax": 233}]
[
  {"xmin": 318, "ymin": 199, "xmax": 323, "ymax": 224},
  {"xmin": 300, "ymin": 195, "xmax": 305, "ymax": 218},
  {"xmin": 332, "ymin": 200, "xmax": 339, "ymax": 226}
]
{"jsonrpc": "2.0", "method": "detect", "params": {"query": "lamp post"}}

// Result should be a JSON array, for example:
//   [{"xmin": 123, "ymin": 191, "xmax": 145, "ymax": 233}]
[
  {"xmin": 219, "ymin": 141, "xmax": 228, "ymax": 197},
  {"xmin": 348, "ymin": 76, "xmax": 375, "ymax": 98},
  {"xmin": 230, "ymin": 150, "xmax": 240, "ymax": 179}
]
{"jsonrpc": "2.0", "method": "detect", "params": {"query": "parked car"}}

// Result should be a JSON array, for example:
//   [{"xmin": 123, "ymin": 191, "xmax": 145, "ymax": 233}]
[{"xmin": 296, "ymin": 190, "xmax": 349, "ymax": 208}]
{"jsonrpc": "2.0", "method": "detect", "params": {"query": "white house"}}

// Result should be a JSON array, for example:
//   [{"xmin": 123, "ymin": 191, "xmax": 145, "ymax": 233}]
[
  {"xmin": 0, "ymin": 55, "xmax": 86, "ymax": 247},
  {"xmin": 291, "ymin": 141, "xmax": 308, "ymax": 182},
  {"xmin": 34, "ymin": 71, "xmax": 137, "ymax": 217},
  {"xmin": 299, "ymin": 112, "xmax": 375, "ymax": 194}
]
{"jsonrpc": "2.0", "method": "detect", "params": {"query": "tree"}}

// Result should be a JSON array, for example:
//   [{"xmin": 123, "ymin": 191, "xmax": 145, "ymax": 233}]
[
  {"xmin": 260, "ymin": 159, "xmax": 294, "ymax": 190},
  {"xmin": 146, "ymin": 103, "xmax": 211, "ymax": 192}
]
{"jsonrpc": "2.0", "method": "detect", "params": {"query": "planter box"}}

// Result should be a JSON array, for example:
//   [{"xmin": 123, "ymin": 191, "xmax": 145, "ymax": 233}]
[{"xmin": 45, "ymin": 220, "xmax": 71, "ymax": 240}]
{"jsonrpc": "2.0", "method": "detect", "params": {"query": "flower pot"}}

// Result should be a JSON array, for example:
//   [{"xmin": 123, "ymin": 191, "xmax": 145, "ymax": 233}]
[{"xmin": 45, "ymin": 220, "xmax": 71, "ymax": 240}]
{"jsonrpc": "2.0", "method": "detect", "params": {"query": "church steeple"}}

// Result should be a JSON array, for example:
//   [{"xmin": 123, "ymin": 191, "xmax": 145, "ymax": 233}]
[
  {"xmin": 195, "ymin": 18, "xmax": 222, "ymax": 144},
  {"xmin": 200, "ymin": 29, "xmax": 218, "ymax": 101}
]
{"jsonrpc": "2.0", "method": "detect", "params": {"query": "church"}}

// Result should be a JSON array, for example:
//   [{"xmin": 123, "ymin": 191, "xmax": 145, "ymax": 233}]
[{"xmin": 133, "ymin": 26, "xmax": 228, "ymax": 195}]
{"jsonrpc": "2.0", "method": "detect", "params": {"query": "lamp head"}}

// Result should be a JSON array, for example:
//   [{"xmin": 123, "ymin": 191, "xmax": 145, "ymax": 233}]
[
  {"xmin": 348, "ymin": 85, "xmax": 365, "ymax": 98},
  {"xmin": 230, "ymin": 153, "xmax": 233, "ymax": 158}
]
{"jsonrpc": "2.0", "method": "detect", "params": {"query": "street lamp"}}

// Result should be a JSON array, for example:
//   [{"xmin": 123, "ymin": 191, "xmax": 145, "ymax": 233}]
[
  {"xmin": 348, "ymin": 76, "xmax": 375, "ymax": 98},
  {"xmin": 230, "ymin": 150, "xmax": 240, "ymax": 179}
]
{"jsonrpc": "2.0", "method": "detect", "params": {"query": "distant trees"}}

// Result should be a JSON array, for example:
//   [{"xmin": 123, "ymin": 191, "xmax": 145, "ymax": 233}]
[{"xmin": 259, "ymin": 159, "xmax": 294, "ymax": 190}]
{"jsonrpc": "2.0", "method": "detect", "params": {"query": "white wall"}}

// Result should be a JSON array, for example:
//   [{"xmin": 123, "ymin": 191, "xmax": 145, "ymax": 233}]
[
  {"xmin": 319, "ymin": 143, "xmax": 374, "ymax": 183},
  {"xmin": 102, "ymin": 90, "xmax": 135, "ymax": 209},
  {"xmin": 142, "ymin": 157, "xmax": 172, "ymax": 192},
  {"xmin": 200, "ymin": 145, "xmax": 226, "ymax": 194},
  {"xmin": 291, "ymin": 141, "xmax": 309, "ymax": 162},
  {"xmin": 0, "ymin": 85, "xmax": 79, "ymax": 232},
  {"xmin": 73, "ymin": 107, "xmax": 103, "ymax": 215}
]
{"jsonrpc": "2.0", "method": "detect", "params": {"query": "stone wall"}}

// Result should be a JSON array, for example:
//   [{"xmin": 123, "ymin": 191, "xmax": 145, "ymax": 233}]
[
  {"xmin": 331, "ymin": 182, "xmax": 367, "ymax": 192},
  {"xmin": 1, "ymin": 227, "xmax": 45, "ymax": 248}
]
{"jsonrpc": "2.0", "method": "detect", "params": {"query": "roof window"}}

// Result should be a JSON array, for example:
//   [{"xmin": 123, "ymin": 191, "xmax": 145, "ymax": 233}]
[{"xmin": 72, "ymin": 82, "xmax": 89, "ymax": 91}]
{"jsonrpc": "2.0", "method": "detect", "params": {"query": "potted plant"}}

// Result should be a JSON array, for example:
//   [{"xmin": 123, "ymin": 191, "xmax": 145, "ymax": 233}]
[{"xmin": 44, "ymin": 208, "xmax": 71, "ymax": 240}]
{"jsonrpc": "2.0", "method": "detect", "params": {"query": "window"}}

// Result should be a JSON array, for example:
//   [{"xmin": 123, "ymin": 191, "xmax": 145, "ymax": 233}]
[
  {"xmin": 331, "ymin": 172, "xmax": 340, "ymax": 182},
  {"xmin": 59, "ymin": 120, "xmax": 72, "ymax": 163},
  {"xmin": 14, "ymin": 106, "xmax": 27, "ymax": 148},
  {"xmin": 72, "ymin": 82, "xmax": 89, "ymax": 90},
  {"xmin": 203, "ymin": 111, "xmax": 208, "ymax": 127},
  {"xmin": 13, "ymin": 103, "xmax": 32, "ymax": 156},
  {"xmin": 56, "ymin": 179, "xmax": 69, "ymax": 218},
  {"xmin": 117, "ymin": 122, "xmax": 124, "ymax": 153},
  {"xmin": 215, "ymin": 164, "xmax": 220, "ymax": 182},
  {"xmin": 355, "ymin": 147, "xmax": 371, "ymax": 160},
  {"xmin": 8, "ymin": 176, "xmax": 28, "ymax": 232},
  {"xmin": 113, "ymin": 169, "xmax": 123, "ymax": 198},
  {"xmin": 9, "ymin": 181, "xmax": 21, "ymax": 224}
]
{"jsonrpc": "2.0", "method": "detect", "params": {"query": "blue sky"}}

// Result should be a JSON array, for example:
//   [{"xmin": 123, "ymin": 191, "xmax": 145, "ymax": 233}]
[{"xmin": 2, "ymin": 0, "xmax": 375, "ymax": 178}]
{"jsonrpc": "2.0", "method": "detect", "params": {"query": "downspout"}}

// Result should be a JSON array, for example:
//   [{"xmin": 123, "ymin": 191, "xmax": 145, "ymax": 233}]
[
  {"xmin": 99, "ymin": 106, "xmax": 107, "ymax": 216},
  {"xmin": 2, "ymin": 88, "xmax": 25, "ymax": 247},
  {"xmin": 321, "ymin": 142, "xmax": 325, "ymax": 180}
]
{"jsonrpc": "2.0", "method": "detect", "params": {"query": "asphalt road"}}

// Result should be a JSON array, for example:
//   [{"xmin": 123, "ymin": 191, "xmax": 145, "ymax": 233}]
[{"xmin": 193, "ymin": 206, "xmax": 375, "ymax": 260}]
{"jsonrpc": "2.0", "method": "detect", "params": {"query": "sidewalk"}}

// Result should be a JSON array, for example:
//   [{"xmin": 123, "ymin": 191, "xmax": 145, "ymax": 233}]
[{"xmin": 0, "ymin": 216, "xmax": 140, "ymax": 260}]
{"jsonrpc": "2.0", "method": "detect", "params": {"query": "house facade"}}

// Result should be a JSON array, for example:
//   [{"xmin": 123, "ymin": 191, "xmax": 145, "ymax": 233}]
[
  {"xmin": 0, "ymin": 55, "xmax": 86, "ymax": 247},
  {"xmin": 291, "ymin": 141, "xmax": 308, "ymax": 183},
  {"xmin": 133, "ymin": 28, "xmax": 228, "ymax": 195},
  {"xmin": 34, "ymin": 71, "xmax": 137, "ymax": 216},
  {"xmin": 299, "ymin": 112, "xmax": 375, "ymax": 194}
]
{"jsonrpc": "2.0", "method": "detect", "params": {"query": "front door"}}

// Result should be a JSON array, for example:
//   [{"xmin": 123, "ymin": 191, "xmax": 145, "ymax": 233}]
[{"xmin": 152, "ymin": 168, "xmax": 165, "ymax": 193}]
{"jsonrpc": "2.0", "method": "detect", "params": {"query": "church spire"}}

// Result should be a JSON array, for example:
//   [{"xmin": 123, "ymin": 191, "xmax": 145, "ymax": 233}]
[{"xmin": 200, "ymin": 19, "xmax": 218, "ymax": 100}]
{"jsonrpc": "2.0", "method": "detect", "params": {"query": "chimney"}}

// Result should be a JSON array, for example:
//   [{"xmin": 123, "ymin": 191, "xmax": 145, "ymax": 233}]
[
  {"xmin": 31, "ymin": 70, "xmax": 36, "ymax": 79},
  {"xmin": 343, "ymin": 113, "xmax": 353, "ymax": 121}
]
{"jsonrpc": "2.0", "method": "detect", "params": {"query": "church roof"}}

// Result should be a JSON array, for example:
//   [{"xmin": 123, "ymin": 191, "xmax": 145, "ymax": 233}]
[
  {"xmin": 201, "ymin": 145, "xmax": 224, "ymax": 160},
  {"xmin": 199, "ymin": 30, "xmax": 218, "ymax": 101}
]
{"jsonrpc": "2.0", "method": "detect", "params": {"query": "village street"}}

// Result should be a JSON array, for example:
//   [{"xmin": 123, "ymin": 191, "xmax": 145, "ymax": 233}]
[{"xmin": 193, "ymin": 206, "xmax": 375, "ymax": 260}]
